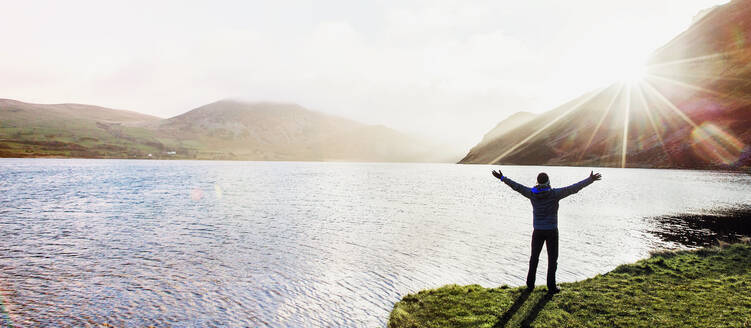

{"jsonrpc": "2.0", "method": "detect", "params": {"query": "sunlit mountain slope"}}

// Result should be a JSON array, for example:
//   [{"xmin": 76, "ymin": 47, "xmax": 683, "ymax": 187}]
[{"xmin": 461, "ymin": 0, "xmax": 751, "ymax": 170}]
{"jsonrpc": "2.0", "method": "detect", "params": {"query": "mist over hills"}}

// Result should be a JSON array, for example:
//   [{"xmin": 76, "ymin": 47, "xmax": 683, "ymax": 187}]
[
  {"xmin": 5, "ymin": 1, "xmax": 749, "ymax": 168},
  {"xmin": 0, "ymin": 98, "xmax": 454, "ymax": 162},
  {"xmin": 460, "ymin": 0, "xmax": 751, "ymax": 170}
]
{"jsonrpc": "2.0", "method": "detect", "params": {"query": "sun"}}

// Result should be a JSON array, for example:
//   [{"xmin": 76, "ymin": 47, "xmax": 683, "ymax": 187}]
[
  {"xmin": 616, "ymin": 62, "xmax": 648, "ymax": 83},
  {"xmin": 607, "ymin": 53, "xmax": 649, "ymax": 84}
]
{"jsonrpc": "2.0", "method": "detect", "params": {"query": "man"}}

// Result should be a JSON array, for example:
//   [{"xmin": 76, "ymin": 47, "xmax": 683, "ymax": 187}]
[{"xmin": 491, "ymin": 169, "xmax": 602, "ymax": 294}]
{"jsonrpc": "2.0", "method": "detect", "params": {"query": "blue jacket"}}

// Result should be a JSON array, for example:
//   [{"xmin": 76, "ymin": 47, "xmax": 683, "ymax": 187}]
[{"xmin": 500, "ymin": 175, "xmax": 595, "ymax": 230}]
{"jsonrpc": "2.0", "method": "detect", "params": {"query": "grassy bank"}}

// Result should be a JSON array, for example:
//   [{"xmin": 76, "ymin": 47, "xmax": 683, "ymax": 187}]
[{"xmin": 389, "ymin": 243, "xmax": 751, "ymax": 328}]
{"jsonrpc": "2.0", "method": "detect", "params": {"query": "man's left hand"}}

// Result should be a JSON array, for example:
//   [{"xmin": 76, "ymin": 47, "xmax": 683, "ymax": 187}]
[{"xmin": 590, "ymin": 171, "xmax": 602, "ymax": 181}]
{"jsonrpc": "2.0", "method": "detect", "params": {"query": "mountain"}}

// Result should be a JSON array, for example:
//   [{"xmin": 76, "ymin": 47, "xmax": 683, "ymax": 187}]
[
  {"xmin": 0, "ymin": 98, "xmax": 450, "ymax": 162},
  {"xmin": 476, "ymin": 112, "xmax": 536, "ymax": 147},
  {"xmin": 152, "ymin": 100, "xmax": 448, "ymax": 162},
  {"xmin": 460, "ymin": 0, "xmax": 751, "ymax": 170}
]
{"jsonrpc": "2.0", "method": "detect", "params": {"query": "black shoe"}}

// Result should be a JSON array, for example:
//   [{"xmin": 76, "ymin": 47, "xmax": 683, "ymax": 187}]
[
  {"xmin": 525, "ymin": 285, "xmax": 535, "ymax": 292},
  {"xmin": 547, "ymin": 286, "xmax": 561, "ymax": 294}
]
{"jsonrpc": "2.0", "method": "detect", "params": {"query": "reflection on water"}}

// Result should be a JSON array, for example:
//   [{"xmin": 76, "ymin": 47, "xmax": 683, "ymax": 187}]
[{"xmin": 0, "ymin": 159, "xmax": 749, "ymax": 327}]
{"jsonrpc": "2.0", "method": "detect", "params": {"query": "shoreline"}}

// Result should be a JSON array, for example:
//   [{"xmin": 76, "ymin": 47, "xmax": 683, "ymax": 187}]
[
  {"xmin": 0, "ymin": 156, "xmax": 749, "ymax": 172},
  {"xmin": 388, "ymin": 242, "xmax": 751, "ymax": 327},
  {"xmin": 650, "ymin": 205, "xmax": 751, "ymax": 247}
]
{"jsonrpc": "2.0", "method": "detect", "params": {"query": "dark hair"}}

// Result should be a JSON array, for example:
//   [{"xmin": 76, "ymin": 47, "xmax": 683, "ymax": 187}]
[{"xmin": 537, "ymin": 172, "xmax": 549, "ymax": 184}]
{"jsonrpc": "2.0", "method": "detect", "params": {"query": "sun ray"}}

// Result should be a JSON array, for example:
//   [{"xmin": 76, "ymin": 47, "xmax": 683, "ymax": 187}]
[
  {"xmin": 652, "ymin": 70, "xmax": 751, "ymax": 83},
  {"xmin": 646, "ymin": 73, "xmax": 728, "ymax": 97},
  {"xmin": 577, "ymin": 84, "xmax": 624, "ymax": 162},
  {"xmin": 634, "ymin": 83, "xmax": 670, "ymax": 161},
  {"xmin": 646, "ymin": 49, "xmax": 746, "ymax": 69},
  {"xmin": 634, "ymin": 84, "xmax": 666, "ymax": 147},
  {"xmin": 641, "ymin": 80, "xmax": 699, "ymax": 129},
  {"xmin": 621, "ymin": 84, "xmax": 632, "ymax": 168},
  {"xmin": 488, "ymin": 87, "xmax": 607, "ymax": 164}
]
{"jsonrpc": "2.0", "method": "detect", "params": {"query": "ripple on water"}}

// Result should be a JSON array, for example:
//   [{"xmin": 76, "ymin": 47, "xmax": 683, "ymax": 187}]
[{"xmin": 0, "ymin": 159, "xmax": 750, "ymax": 326}]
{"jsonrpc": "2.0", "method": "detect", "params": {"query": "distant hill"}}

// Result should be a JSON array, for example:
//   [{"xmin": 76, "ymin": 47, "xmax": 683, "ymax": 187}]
[
  {"xmin": 0, "ymin": 98, "xmax": 167, "ymax": 158},
  {"xmin": 0, "ymin": 99, "xmax": 451, "ymax": 162},
  {"xmin": 153, "ymin": 100, "xmax": 449, "ymax": 162},
  {"xmin": 0, "ymin": 99, "xmax": 160, "ymax": 125},
  {"xmin": 460, "ymin": 0, "xmax": 751, "ymax": 170}
]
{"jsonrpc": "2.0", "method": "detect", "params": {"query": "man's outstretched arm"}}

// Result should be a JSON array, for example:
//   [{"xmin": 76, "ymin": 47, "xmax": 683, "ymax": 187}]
[
  {"xmin": 492, "ymin": 169, "xmax": 533, "ymax": 199},
  {"xmin": 556, "ymin": 171, "xmax": 602, "ymax": 199}
]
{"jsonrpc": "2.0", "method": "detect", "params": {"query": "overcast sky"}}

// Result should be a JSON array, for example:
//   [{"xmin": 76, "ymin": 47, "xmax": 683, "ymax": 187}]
[{"xmin": 0, "ymin": 0, "xmax": 729, "ymax": 149}]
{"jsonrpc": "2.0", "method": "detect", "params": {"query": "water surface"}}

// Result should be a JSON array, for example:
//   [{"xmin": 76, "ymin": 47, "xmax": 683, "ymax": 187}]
[{"xmin": 0, "ymin": 159, "xmax": 749, "ymax": 327}]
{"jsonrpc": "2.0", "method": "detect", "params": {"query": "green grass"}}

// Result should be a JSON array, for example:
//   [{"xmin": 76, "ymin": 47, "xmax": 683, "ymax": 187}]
[
  {"xmin": 389, "ymin": 243, "xmax": 751, "ymax": 328},
  {"xmin": 0, "ymin": 121, "xmax": 196, "ymax": 159}
]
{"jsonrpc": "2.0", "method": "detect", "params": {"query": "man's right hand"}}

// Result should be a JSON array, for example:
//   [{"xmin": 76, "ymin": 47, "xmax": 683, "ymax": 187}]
[{"xmin": 492, "ymin": 170, "xmax": 503, "ymax": 180}]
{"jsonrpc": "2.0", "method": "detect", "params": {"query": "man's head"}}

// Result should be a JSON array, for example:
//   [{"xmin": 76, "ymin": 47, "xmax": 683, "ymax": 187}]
[{"xmin": 537, "ymin": 172, "xmax": 549, "ymax": 185}]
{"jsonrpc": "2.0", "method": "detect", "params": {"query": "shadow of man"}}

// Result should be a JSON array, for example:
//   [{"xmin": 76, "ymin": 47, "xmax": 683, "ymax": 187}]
[
  {"xmin": 519, "ymin": 293, "xmax": 554, "ymax": 328},
  {"xmin": 492, "ymin": 290, "xmax": 531, "ymax": 328}
]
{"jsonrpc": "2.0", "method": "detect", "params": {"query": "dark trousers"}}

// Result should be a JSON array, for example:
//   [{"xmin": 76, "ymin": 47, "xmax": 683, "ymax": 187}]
[{"xmin": 526, "ymin": 229, "xmax": 559, "ymax": 289}]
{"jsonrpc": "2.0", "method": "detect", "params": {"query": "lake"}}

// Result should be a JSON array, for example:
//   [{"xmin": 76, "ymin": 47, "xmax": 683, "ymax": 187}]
[{"xmin": 0, "ymin": 159, "xmax": 749, "ymax": 327}]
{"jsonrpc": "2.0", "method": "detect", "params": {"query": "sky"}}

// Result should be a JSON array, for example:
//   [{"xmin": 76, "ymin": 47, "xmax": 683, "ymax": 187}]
[{"xmin": 0, "ymin": 0, "xmax": 730, "ymax": 150}]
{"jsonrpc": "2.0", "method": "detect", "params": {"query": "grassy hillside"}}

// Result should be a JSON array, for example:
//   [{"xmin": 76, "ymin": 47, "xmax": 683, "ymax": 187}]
[
  {"xmin": 389, "ymin": 243, "xmax": 751, "ymax": 328},
  {"xmin": 0, "ymin": 98, "xmax": 176, "ymax": 159}
]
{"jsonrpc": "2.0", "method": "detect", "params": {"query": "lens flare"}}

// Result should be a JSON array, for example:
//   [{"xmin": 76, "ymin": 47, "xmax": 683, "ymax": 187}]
[
  {"xmin": 190, "ymin": 188, "xmax": 204, "ymax": 201},
  {"xmin": 690, "ymin": 122, "xmax": 746, "ymax": 165},
  {"xmin": 0, "ymin": 289, "xmax": 13, "ymax": 328},
  {"xmin": 214, "ymin": 184, "xmax": 223, "ymax": 200}
]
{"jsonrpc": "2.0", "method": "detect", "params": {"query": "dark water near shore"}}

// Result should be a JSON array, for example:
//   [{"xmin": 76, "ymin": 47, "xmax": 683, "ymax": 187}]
[{"xmin": 0, "ymin": 159, "xmax": 749, "ymax": 327}]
